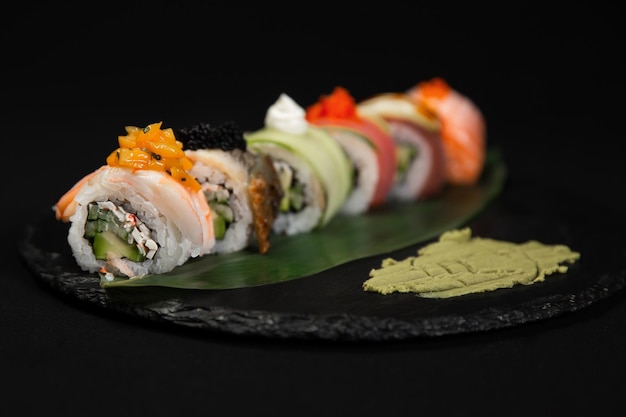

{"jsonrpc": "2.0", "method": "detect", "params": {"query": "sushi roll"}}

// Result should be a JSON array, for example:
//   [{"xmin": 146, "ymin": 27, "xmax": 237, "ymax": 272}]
[
  {"xmin": 406, "ymin": 77, "xmax": 487, "ymax": 185},
  {"xmin": 357, "ymin": 92, "xmax": 448, "ymax": 201},
  {"xmin": 244, "ymin": 93, "xmax": 353, "ymax": 235},
  {"xmin": 305, "ymin": 86, "xmax": 397, "ymax": 214},
  {"xmin": 175, "ymin": 121, "xmax": 283, "ymax": 255},
  {"xmin": 53, "ymin": 122, "xmax": 215, "ymax": 280}
]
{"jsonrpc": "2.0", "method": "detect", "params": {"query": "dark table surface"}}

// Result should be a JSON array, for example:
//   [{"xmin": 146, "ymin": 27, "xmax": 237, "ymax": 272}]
[{"xmin": 3, "ymin": 3, "xmax": 624, "ymax": 416}]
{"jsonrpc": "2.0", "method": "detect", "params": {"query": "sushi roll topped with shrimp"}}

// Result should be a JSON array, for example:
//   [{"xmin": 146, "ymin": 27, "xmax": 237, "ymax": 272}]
[
  {"xmin": 406, "ymin": 77, "xmax": 487, "ymax": 186},
  {"xmin": 53, "ymin": 122, "xmax": 215, "ymax": 280}
]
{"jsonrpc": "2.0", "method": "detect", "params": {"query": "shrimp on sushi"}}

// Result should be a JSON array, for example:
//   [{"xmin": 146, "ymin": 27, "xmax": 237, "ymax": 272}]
[{"xmin": 407, "ymin": 77, "xmax": 487, "ymax": 186}]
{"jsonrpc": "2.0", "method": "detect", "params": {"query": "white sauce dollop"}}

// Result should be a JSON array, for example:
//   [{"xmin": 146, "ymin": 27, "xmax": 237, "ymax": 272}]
[{"xmin": 265, "ymin": 93, "xmax": 308, "ymax": 135}]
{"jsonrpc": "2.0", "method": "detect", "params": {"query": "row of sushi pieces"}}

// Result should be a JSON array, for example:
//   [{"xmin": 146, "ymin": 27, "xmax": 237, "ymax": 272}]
[{"xmin": 53, "ymin": 77, "xmax": 487, "ymax": 281}]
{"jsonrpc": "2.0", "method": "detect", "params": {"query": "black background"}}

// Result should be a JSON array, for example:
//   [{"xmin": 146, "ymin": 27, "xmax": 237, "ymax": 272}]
[{"xmin": 2, "ymin": 2, "xmax": 624, "ymax": 416}]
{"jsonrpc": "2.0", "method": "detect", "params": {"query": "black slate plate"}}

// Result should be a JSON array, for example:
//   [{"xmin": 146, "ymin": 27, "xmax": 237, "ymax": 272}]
[{"xmin": 18, "ymin": 181, "xmax": 626, "ymax": 342}]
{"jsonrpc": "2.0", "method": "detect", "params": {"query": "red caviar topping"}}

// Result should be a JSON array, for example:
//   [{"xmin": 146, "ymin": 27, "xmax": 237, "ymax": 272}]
[
  {"xmin": 306, "ymin": 86, "xmax": 362, "ymax": 122},
  {"xmin": 416, "ymin": 77, "xmax": 451, "ymax": 99}
]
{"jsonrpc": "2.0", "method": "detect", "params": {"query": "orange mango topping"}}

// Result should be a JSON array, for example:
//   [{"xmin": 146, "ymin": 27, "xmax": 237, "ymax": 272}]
[
  {"xmin": 306, "ymin": 86, "xmax": 362, "ymax": 123},
  {"xmin": 106, "ymin": 122, "xmax": 201, "ymax": 192}
]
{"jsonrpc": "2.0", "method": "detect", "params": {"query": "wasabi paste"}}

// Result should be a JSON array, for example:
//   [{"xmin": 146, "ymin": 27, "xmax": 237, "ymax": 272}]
[{"xmin": 363, "ymin": 227, "xmax": 581, "ymax": 298}]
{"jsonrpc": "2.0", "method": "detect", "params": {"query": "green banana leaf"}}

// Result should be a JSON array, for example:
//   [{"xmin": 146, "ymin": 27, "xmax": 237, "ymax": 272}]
[{"xmin": 101, "ymin": 148, "xmax": 507, "ymax": 290}]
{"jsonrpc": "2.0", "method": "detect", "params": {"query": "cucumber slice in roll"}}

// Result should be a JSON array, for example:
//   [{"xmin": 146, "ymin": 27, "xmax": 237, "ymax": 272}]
[{"xmin": 93, "ymin": 230, "xmax": 144, "ymax": 262}]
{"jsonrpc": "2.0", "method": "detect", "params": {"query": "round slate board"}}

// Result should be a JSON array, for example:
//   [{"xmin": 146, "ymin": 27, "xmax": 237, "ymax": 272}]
[{"xmin": 18, "ymin": 181, "xmax": 626, "ymax": 341}]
